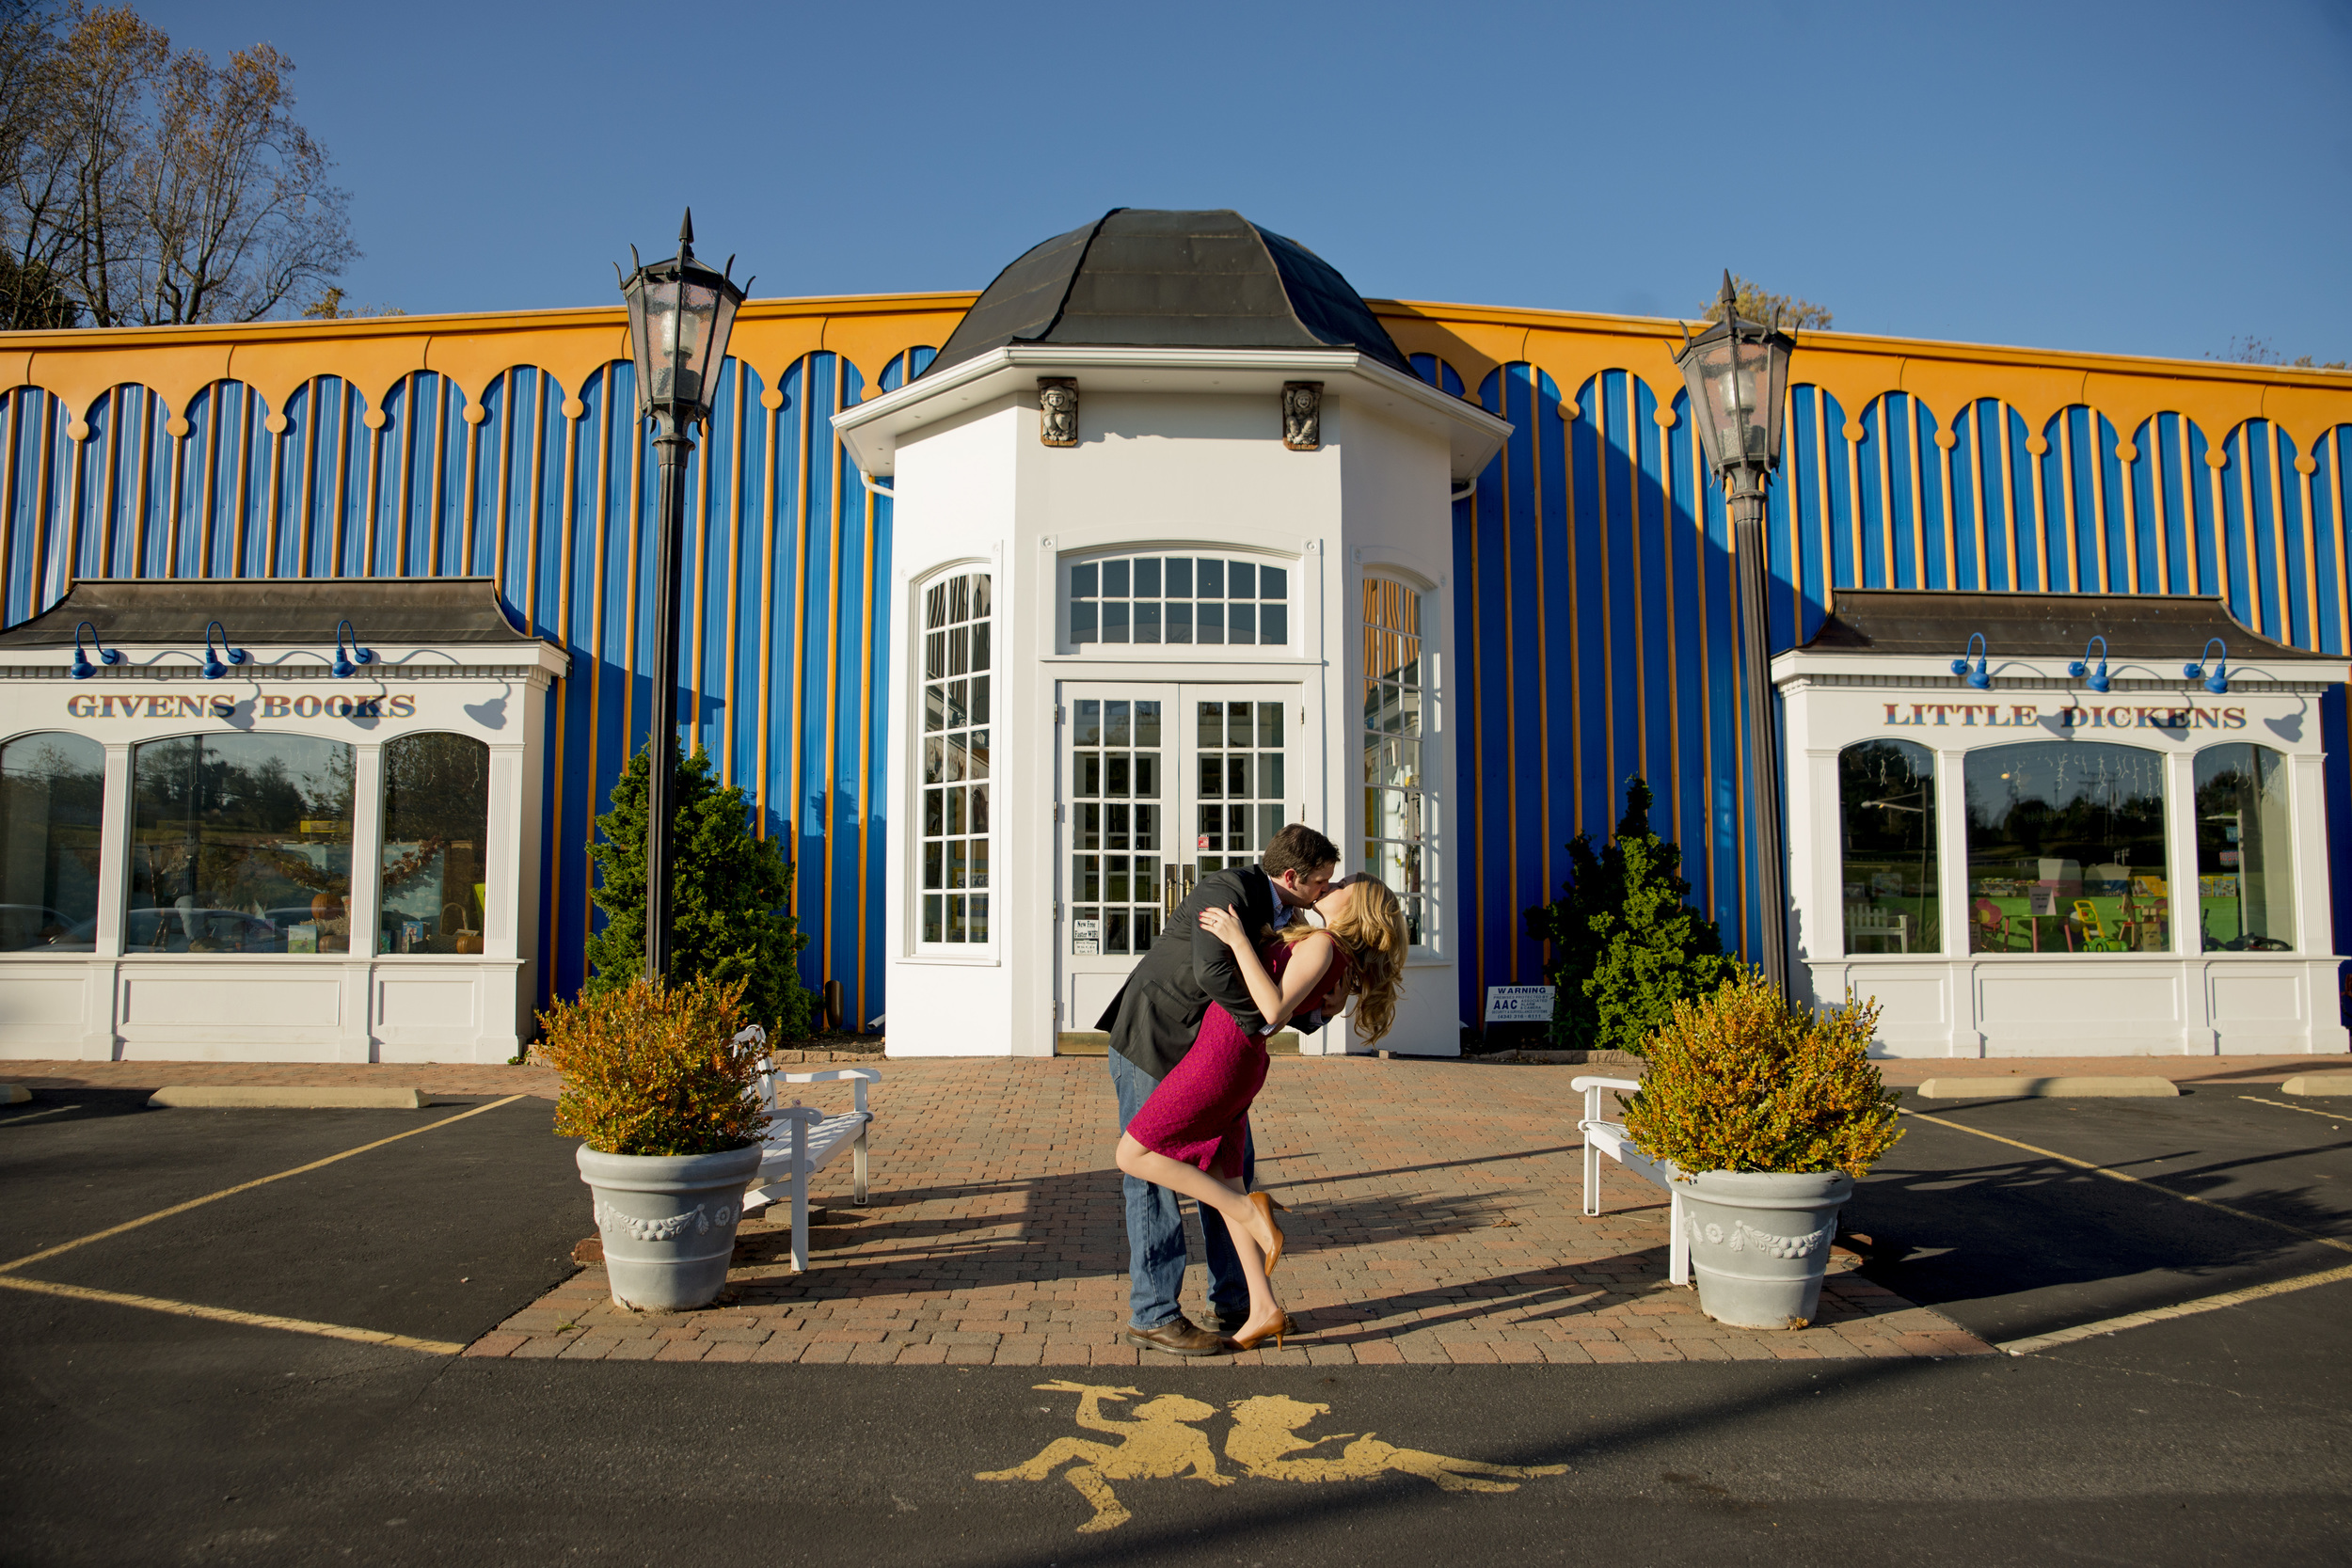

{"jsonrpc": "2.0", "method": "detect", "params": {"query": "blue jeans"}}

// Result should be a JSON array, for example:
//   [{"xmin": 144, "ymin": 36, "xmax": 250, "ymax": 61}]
[{"xmin": 1109, "ymin": 1047, "xmax": 1254, "ymax": 1330}]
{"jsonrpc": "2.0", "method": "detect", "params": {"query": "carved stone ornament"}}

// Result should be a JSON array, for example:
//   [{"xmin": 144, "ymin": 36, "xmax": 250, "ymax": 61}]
[
  {"xmin": 1281, "ymin": 381, "xmax": 1322, "ymax": 451},
  {"xmin": 1038, "ymin": 377, "xmax": 1079, "ymax": 448}
]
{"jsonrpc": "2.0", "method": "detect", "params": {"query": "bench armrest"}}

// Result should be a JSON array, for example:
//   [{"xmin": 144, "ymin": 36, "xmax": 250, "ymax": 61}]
[
  {"xmin": 1568, "ymin": 1074, "xmax": 1641, "ymax": 1131},
  {"xmin": 782, "ymin": 1065, "xmax": 878, "ymax": 1117}
]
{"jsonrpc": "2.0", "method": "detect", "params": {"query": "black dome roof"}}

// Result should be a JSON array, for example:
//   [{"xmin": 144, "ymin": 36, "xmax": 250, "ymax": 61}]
[{"xmin": 922, "ymin": 209, "xmax": 1411, "ymax": 380}]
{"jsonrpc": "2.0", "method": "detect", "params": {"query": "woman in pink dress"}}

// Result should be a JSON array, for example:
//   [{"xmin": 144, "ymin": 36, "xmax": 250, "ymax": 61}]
[{"xmin": 1116, "ymin": 875, "xmax": 1410, "ymax": 1351}]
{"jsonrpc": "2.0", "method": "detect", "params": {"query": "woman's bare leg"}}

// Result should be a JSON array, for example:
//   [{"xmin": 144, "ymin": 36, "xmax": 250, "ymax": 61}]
[{"xmin": 1116, "ymin": 1134, "xmax": 1280, "ymax": 1330}]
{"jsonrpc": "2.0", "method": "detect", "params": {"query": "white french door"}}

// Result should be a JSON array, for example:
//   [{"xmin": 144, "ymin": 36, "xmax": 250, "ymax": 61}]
[{"xmin": 1057, "ymin": 681, "xmax": 1306, "ymax": 1037}]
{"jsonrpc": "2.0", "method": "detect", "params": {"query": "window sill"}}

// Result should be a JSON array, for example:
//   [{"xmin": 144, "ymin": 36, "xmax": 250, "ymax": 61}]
[
  {"xmin": 900, "ymin": 951, "xmax": 1002, "ymax": 967},
  {"xmin": 1818, "ymin": 950, "xmax": 2308, "ymax": 962}
]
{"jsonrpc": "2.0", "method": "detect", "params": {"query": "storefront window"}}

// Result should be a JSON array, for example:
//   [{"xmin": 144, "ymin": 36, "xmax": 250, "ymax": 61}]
[
  {"xmin": 129, "ymin": 734, "xmax": 357, "ymax": 955},
  {"xmin": 1837, "ymin": 739, "xmax": 1939, "ymax": 955},
  {"xmin": 0, "ymin": 732, "xmax": 104, "ymax": 951},
  {"xmin": 1070, "ymin": 553, "xmax": 1290, "ymax": 648},
  {"xmin": 380, "ymin": 734, "xmax": 490, "ymax": 955},
  {"xmin": 1361, "ymin": 578, "xmax": 1431, "ymax": 944},
  {"xmin": 1963, "ymin": 742, "xmax": 2169, "ymax": 956},
  {"xmin": 921, "ymin": 570, "xmax": 992, "ymax": 944},
  {"xmin": 2194, "ymin": 744, "xmax": 2293, "ymax": 952}
]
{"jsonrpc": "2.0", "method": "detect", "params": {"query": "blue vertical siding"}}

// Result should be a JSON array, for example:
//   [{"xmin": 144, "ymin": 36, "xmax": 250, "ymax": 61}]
[{"xmin": 1, "ymin": 328, "xmax": 2347, "ymax": 1043}]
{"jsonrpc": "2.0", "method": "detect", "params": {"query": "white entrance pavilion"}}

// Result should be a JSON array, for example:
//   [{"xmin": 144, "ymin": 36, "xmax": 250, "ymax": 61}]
[{"xmin": 834, "ymin": 210, "xmax": 1509, "ymax": 1057}]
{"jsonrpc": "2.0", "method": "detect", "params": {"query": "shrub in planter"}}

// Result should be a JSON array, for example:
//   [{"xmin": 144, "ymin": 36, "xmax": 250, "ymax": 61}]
[
  {"xmin": 1621, "ymin": 971, "xmax": 1901, "ymax": 1329},
  {"xmin": 537, "ymin": 974, "xmax": 771, "ymax": 1310}
]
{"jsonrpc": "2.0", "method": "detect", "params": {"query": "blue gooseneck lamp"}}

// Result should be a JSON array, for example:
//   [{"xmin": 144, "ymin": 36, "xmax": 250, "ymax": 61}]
[
  {"xmin": 72, "ymin": 621, "xmax": 121, "ymax": 679},
  {"xmin": 2185, "ymin": 638, "xmax": 2229, "ymax": 694},
  {"xmin": 331, "ymin": 619, "xmax": 375, "ymax": 678},
  {"xmin": 1949, "ymin": 632, "xmax": 1991, "ymax": 690},
  {"xmin": 201, "ymin": 621, "xmax": 247, "ymax": 681},
  {"xmin": 2067, "ymin": 635, "xmax": 2112, "ymax": 693}
]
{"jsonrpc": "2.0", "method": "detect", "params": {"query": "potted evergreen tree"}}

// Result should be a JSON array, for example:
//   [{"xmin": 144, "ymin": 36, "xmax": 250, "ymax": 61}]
[
  {"xmin": 1621, "ymin": 973, "xmax": 1902, "ymax": 1329},
  {"xmin": 537, "ymin": 974, "xmax": 770, "ymax": 1311}
]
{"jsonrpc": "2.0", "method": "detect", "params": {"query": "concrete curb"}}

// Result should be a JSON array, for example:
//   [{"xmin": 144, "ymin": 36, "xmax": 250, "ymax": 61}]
[
  {"xmin": 2281, "ymin": 1074, "xmax": 2352, "ymax": 1097},
  {"xmin": 0, "ymin": 1084, "xmax": 30, "ymax": 1104},
  {"xmin": 1915, "ymin": 1076, "xmax": 2179, "ymax": 1100},
  {"xmin": 146, "ymin": 1085, "xmax": 425, "ymax": 1110}
]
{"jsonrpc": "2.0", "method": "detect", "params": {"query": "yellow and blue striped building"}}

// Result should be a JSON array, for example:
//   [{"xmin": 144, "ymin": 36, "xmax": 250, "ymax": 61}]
[{"xmin": 1, "ymin": 287, "xmax": 2346, "ymax": 1034}]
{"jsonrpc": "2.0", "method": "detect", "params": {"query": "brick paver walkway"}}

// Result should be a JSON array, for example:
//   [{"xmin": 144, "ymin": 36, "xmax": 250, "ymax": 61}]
[{"xmin": 468, "ymin": 1057, "xmax": 1995, "ymax": 1369}]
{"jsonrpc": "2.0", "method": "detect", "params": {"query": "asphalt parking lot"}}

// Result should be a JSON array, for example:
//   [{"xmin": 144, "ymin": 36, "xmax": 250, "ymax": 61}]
[{"xmin": 1, "ymin": 1080, "xmax": 2346, "ymax": 1565}]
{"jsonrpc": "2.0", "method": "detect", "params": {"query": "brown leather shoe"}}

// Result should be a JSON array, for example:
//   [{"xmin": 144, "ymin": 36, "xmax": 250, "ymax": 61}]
[
  {"xmin": 1125, "ymin": 1316, "xmax": 1231, "ymax": 1356},
  {"xmin": 1213, "ymin": 1312, "xmax": 1299, "ymax": 1338}
]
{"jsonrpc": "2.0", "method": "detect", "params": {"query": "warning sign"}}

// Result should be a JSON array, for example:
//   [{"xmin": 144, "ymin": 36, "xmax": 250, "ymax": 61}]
[{"xmin": 1484, "ymin": 985, "xmax": 1554, "ymax": 1023}]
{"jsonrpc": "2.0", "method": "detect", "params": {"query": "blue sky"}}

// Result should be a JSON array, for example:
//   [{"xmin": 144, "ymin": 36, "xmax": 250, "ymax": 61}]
[{"xmin": 146, "ymin": 0, "xmax": 2352, "ymax": 365}]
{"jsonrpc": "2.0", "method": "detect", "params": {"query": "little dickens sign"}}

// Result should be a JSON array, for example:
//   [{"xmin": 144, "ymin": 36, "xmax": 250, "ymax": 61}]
[
  {"xmin": 1883, "ymin": 701, "xmax": 2247, "ymax": 731},
  {"xmin": 63, "ymin": 691, "xmax": 420, "ymax": 721}
]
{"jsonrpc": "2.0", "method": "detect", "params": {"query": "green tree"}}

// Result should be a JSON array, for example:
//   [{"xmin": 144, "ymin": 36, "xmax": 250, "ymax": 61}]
[
  {"xmin": 1524, "ymin": 776, "xmax": 1740, "ymax": 1055},
  {"xmin": 1702, "ymin": 276, "xmax": 1833, "ymax": 332},
  {"xmin": 585, "ymin": 745, "xmax": 812, "ymax": 1042}
]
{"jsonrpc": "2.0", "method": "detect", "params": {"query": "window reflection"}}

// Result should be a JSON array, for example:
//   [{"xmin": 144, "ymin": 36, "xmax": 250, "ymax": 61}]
[
  {"xmin": 1963, "ymin": 742, "xmax": 2169, "ymax": 955},
  {"xmin": 2194, "ymin": 744, "xmax": 2293, "ymax": 951},
  {"xmin": 129, "ymin": 734, "xmax": 356, "ymax": 955},
  {"xmin": 1837, "ymin": 740, "xmax": 1939, "ymax": 954},
  {"xmin": 0, "ymin": 732, "xmax": 104, "ymax": 951},
  {"xmin": 380, "ymin": 734, "xmax": 490, "ymax": 955}
]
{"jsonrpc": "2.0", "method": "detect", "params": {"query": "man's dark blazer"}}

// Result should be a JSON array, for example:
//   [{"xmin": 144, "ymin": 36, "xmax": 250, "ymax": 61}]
[{"xmin": 1096, "ymin": 864, "xmax": 1323, "ymax": 1083}]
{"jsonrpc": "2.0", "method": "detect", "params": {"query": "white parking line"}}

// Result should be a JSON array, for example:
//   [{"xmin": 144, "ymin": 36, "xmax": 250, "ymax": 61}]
[
  {"xmin": 1898, "ymin": 1108, "xmax": 2352, "ymax": 1256},
  {"xmin": 0, "ymin": 1275, "xmax": 465, "ymax": 1354},
  {"xmin": 1997, "ymin": 1262, "xmax": 2352, "ymax": 1354},
  {"xmin": 2239, "ymin": 1095, "xmax": 2351, "ymax": 1126},
  {"xmin": 0, "ymin": 1094, "xmax": 527, "ymax": 1275},
  {"xmin": 0, "ymin": 1104, "xmax": 83, "ymax": 1127}
]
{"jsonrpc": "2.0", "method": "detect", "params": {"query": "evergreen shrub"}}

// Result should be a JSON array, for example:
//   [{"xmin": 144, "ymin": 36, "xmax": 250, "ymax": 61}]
[
  {"xmin": 538, "ymin": 974, "xmax": 770, "ymax": 1156},
  {"xmin": 583, "ymin": 746, "xmax": 813, "ymax": 1043},
  {"xmin": 1623, "ymin": 971, "xmax": 1903, "ymax": 1179},
  {"xmin": 1523, "ymin": 777, "xmax": 1739, "ymax": 1055}
]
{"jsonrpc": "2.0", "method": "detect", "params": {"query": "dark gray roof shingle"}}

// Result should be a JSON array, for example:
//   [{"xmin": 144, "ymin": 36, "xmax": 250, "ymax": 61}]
[
  {"xmin": 0, "ymin": 578, "xmax": 544, "ymax": 646},
  {"xmin": 924, "ymin": 209, "xmax": 1411, "ymax": 378}
]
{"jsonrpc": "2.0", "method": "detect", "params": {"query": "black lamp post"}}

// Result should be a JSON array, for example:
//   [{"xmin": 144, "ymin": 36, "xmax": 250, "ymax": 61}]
[
  {"xmin": 618, "ymin": 209, "xmax": 748, "ymax": 982},
  {"xmin": 1674, "ymin": 272, "xmax": 1796, "ymax": 987}
]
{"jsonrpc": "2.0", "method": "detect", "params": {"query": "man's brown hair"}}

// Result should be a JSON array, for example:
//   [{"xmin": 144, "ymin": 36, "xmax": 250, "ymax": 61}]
[{"xmin": 1263, "ymin": 822, "xmax": 1339, "ymax": 880}]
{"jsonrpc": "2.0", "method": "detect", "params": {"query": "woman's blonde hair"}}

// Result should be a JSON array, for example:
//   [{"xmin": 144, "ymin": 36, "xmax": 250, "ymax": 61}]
[{"xmin": 1279, "ymin": 876, "xmax": 1407, "ymax": 1043}]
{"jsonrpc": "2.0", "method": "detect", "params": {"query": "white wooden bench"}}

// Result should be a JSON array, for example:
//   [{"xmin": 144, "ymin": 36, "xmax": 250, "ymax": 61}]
[
  {"xmin": 1571, "ymin": 1074, "xmax": 1689, "ymax": 1287},
  {"xmin": 736, "ymin": 1027, "xmax": 879, "ymax": 1273}
]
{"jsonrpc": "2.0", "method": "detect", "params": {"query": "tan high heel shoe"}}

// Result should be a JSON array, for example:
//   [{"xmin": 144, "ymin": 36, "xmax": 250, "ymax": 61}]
[
  {"xmin": 1227, "ymin": 1303, "xmax": 1288, "ymax": 1352},
  {"xmin": 1246, "ymin": 1191, "xmax": 1287, "ymax": 1275}
]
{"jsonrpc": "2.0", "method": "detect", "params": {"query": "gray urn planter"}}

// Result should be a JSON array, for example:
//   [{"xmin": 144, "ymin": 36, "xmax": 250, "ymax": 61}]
[
  {"xmin": 577, "ymin": 1142, "xmax": 762, "ymax": 1311},
  {"xmin": 1681, "ymin": 1168, "xmax": 1853, "ymax": 1329}
]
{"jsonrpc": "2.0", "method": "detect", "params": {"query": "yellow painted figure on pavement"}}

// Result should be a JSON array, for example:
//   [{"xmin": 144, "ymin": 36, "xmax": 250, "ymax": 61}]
[
  {"xmin": 974, "ymin": 1381, "xmax": 1230, "ymax": 1533},
  {"xmin": 977, "ymin": 1383, "xmax": 1564, "ymax": 1533},
  {"xmin": 1225, "ymin": 1393, "xmax": 1566, "ymax": 1492}
]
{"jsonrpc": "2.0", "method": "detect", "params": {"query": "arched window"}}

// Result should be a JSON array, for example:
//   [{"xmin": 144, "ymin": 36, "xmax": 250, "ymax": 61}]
[
  {"xmin": 1066, "ymin": 550, "xmax": 1293, "ymax": 651},
  {"xmin": 381, "ymin": 733, "xmax": 491, "ymax": 954},
  {"xmin": 0, "ymin": 731, "xmax": 104, "ymax": 951},
  {"xmin": 1361, "ymin": 578, "xmax": 1431, "ymax": 946},
  {"xmin": 1837, "ymin": 739, "xmax": 1939, "ymax": 955},
  {"xmin": 1963, "ymin": 742, "xmax": 2168, "ymax": 956},
  {"xmin": 129, "ymin": 733, "xmax": 356, "ymax": 955},
  {"xmin": 919, "ymin": 568, "xmax": 993, "ymax": 945},
  {"xmin": 2194, "ymin": 743, "xmax": 2293, "ymax": 951}
]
